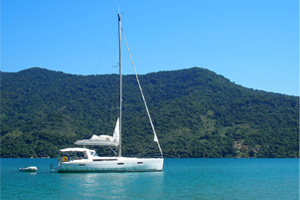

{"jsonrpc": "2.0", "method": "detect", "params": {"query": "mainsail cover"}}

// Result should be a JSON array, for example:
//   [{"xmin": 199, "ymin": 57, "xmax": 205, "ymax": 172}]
[{"xmin": 75, "ymin": 118, "xmax": 120, "ymax": 146}]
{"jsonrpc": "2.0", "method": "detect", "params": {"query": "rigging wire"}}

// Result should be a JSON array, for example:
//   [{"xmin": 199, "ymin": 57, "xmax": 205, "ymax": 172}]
[
  {"xmin": 94, "ymin": 18, "xmax": 117, "ymax": 75},
  {"xmin": 136, "ymin": 142, "xmax": 154, "ymax": 157},
  {"xmin": 121, "ymin": 28, "xmax": 163, "ymax": 156},
  {"xmin": 108, "ymin": 146, "xmax": 118, "ymax": 156}
]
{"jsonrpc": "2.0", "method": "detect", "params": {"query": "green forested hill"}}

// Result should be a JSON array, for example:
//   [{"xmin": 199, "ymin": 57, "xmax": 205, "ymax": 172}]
[{"xmin": 1, "ymin": 67, "xmax": 299, "ymax": 158}]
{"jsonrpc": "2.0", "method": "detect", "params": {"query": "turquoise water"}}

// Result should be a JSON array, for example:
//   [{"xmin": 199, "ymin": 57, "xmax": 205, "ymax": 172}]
[{"xmin": 1, "ymin": 158, "xmax": 299, "ymax": 199}]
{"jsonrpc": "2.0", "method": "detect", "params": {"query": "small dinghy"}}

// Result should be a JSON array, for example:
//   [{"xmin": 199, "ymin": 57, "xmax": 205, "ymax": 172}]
[{"xmin": 19, "ymin": 166, "xmax": 37, "ymax": 172}]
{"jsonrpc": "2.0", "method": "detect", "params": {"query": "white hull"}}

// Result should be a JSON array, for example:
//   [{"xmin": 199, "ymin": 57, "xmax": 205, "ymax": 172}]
[
  {"xmin": 57, "ymin": 157, "xmax": 164, "ymax": 173},
  {"xmin": 19, "ymin": 166, "xmax": 37, "ymax": 172}
]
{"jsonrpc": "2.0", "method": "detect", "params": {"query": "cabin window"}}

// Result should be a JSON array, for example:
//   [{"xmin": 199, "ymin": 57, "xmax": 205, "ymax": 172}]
[
  {"xmin": 117, "ymin": 163, "xmax": 124, "ymax": 165},
  {"xmin": 93, "ymin": 159, "xmax": 118, "ymax": 162},
  {"xmin": 137, "ymin": 162, "xmax": 143, "ymax": 164},
  {"xmin": 62, "ymin": 151, "xmax": 86, "ymax": 161},
  {"xmin": 79, "ymin": 164, "xmax": 85, "ymax": 166},
  {"xmin": 74, "ymin": 152, "xmax": 85, "ymax": 160},
  {"xmin": 91, "ymin": 151, "xmax": 99, "ymax": 157}
]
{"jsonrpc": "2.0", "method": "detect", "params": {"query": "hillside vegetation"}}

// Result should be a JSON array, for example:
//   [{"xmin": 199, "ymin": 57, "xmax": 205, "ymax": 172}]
[{"xmin": 1, "ymin": 67, "xmax": 298, "ymax": 158}]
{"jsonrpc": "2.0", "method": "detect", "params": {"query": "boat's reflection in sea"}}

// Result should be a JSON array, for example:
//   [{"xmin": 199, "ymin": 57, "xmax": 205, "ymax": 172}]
[{"xmin": 58, "ymin": 171, "xmax": 165, "ymax": 199}]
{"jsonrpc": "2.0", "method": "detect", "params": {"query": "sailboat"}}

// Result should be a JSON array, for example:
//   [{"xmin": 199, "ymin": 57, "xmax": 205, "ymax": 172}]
[{"xmin": 54, "ymin": 13, "xmax": 164, "ymax": 172}]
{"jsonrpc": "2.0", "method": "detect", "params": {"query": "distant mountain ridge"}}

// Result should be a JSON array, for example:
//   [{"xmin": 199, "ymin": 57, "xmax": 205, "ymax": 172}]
[{"xmin": 1, "ymin": 67, "xmax": 298, "ymax": 158}]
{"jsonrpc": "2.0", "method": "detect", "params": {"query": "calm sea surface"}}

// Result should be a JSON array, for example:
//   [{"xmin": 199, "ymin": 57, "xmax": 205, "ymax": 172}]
[{"xmin": 1, "ymin": 158, "xmax": 299, "ymax": 199}]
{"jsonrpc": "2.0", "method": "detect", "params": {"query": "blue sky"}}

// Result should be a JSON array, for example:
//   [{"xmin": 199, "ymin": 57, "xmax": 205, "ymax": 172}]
[{"xmin": 1, "ymin": 0, "xmax": 299, "ymax": 96}]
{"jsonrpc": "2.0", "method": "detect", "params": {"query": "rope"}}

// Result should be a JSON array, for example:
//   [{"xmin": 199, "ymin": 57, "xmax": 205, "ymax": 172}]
[
  {"xmin": 121, "ymin": 29, "xmax": 163, "ymax": 156},
  {"xmin": 108, "ymin": 146, "xmax": 118, "ymax": 156},
  {"xmin": 95, "ymin": 17, "xmax": 116, "ymax": 74},
  {"xmin": 137, "ymin": 142, "xmax": 154, "ymax": 157}
]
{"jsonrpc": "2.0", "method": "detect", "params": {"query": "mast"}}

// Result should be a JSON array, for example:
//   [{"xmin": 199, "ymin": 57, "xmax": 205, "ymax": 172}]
[{"xmin": 118, "ymin": 13, "xmax": 122, "ymax": 157}]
